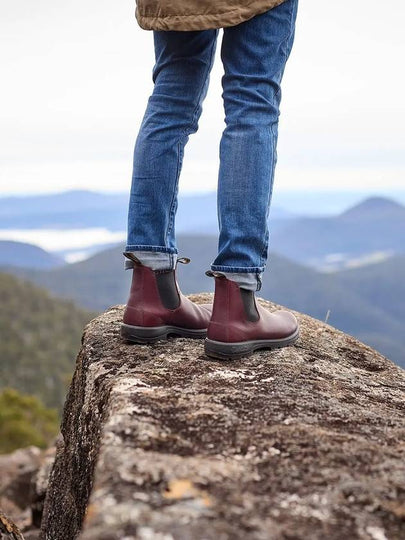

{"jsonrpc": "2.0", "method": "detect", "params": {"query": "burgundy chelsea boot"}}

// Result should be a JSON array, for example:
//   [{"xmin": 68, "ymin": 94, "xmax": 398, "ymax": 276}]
[
  {"xmin": 121, "ymin": 253, "xmax": 212, "ymax": 343},
  {"xmin": 204, "ymin": 271, "xmax": 299, "ymax": 360}
]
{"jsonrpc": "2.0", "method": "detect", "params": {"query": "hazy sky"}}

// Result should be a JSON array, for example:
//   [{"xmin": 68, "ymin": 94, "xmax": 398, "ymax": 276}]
[{"xmin": 1, "ymin": 0, "xmax": 405, "ymax": 195}]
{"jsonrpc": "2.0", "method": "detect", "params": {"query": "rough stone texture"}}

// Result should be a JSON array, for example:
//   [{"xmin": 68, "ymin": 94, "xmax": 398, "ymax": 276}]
[
  {"xmin": 30, "ymin": 447, "xmax": 56, "ymax": 531},
  {"xmin": 0, "ymin": 446, "xmax": 55, "ymax": 540},
  {"xmin": 0, "ymin": 447, "xmax": 41, "ymax": 528},
  {"xmin": 40, "ymin": 295, "xmax": 405, "ymax": 540},
  {"xmin": 0, "ymin": 511, "xmax": 25, "ymax": 540}
]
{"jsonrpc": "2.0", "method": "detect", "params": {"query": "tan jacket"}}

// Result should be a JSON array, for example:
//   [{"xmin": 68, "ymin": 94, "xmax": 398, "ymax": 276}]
[{"xmin": 135, "ymin": 0, "xmax": 287, "ymax": 31}]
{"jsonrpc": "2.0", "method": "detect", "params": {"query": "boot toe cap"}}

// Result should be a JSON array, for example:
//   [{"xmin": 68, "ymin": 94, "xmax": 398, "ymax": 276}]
[{"xmin": 277, "ymin": 310, "xmax": 299, "ymax": 336}]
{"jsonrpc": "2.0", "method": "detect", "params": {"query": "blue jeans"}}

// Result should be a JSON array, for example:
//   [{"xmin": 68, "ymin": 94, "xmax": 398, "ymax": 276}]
[{"xmin": 125, "ymin": 0, "xmax": 299, "ymax": 291}]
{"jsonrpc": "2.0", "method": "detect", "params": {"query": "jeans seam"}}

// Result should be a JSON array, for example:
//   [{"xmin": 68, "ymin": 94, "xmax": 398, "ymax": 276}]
[
  {"xmin": 211, "ymin": 265, "xmax": 264, "ymax": 273},
  {"xmin": 165, "ymin": 139, "xmax": 182, "ymax": 245},
  {"xmin": 273, "ymin": 0, "xmax": 297, "ymax": 100},
  {"xmin": 259, "ymin": 122, "xmax": 277, "ymax": 268},
  {"xmin": 279, "ymin": 0, "xmax": 298, "ymax": 77},
  {"xmin": 259, "ymin": 0, "xmax": 297, "ymax": 268},
  {"xmin": 164, "ymin": 33, "xmax": 217, "ymax": 248},
  {"xmin": 125, "ymin": 244, "xmax": 178, "ymax": 254}
]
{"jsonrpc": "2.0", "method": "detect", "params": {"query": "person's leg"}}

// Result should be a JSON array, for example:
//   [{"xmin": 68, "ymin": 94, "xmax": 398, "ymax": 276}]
[
  {"xmin": 210, "ymin": 0, "xmax": 299, "ymax": 291},
  {"xmin": 124, "ymin": 28, "xmax": 219, "ymax": 271}
]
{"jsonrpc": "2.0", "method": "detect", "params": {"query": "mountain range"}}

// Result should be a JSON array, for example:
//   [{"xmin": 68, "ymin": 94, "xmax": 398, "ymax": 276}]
[
  {"xmin": 6, "ymin": 238, "xmax": 404, "ymax": 369},
  {"xmin": 0, "ymin": 240, "xmax": 65, "ymax": 269},
  {"xmin": 1, "ymin": 190, "xmax": 404, "ymax": 368},
  {"xmin": 0, "ymin": 189, "xmax": 294, "ymax": 234},
  {"xmin": 1, "ymin": 192, "xmax": 404, "ymax": 271},
  {"xmin": 270, "ymin": 197, "xmax": 405, "ymax": 269}
]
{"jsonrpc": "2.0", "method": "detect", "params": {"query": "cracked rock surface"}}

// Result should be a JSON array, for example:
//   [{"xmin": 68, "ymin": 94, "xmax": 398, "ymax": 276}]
[{"xmin": 40, "ymin": 295, "xmax": 405, "ymax": 540}]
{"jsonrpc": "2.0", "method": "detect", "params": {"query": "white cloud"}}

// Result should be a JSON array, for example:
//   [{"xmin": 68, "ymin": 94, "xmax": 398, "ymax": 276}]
[{"xmin": 0, "ymin": 227, "xmax": 125, "ymax": 251}]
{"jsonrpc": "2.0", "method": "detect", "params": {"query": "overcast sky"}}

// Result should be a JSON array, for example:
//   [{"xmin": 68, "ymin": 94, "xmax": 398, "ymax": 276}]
[{"xmin": 1, "ymin": 0, "xmax": 404, "ymax": 196}]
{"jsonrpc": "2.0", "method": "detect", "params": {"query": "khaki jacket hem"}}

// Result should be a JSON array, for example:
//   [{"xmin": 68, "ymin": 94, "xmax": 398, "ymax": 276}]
[{"xmin": 135, "ymin": 0, "xmax": 286, "ymax": 31}]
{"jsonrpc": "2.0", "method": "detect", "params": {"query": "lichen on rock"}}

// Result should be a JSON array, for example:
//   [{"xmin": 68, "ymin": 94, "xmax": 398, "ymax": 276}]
[{"xmin": 40, "ymin": 295, "xmax": 405, "ymax": 540}]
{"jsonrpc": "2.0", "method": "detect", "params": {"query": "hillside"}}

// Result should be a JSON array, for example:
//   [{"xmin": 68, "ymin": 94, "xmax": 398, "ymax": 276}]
[
  {"xmin": 9, "ymin": 239, "xmax": 405, "ymax": 367},
  {"xmin": 270, "ymin": 196, "xmax": 405, "ymax": 269},
  {"xmin": 0, "ymin": 272, "xmax": 96, "ymax": 409},
  {"xmin": 10, "ymin": 236, "xmax": 219, "ymax": 312},
  {"xmin": 333, "ymin": 254, "xmax": 405, "ymax": 321},
  {"xmin": 0, "ymin": 240, "xmax": 65, "ymax": 269},
  {"xmin": 261, "ymin": 256, "xmax": 405, "ymax": 367},
  {"xmin": 340, "ymin": 196, "xmax": 405, "ymax": 220}
]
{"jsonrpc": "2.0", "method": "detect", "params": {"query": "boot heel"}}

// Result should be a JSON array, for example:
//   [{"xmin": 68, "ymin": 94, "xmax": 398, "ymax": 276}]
[{"xmin": 120, "ymin": 323, "xmax": 169, "ymax": 344}]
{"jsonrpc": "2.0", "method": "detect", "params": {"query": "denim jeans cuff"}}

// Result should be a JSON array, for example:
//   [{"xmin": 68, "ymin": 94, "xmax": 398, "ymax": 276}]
[
  {"xmin": 209, "ymin": 268, "xmax": 263, "ymax": 291},
  {"xmin": 124, "ymin": 250, "xmax": 177, "ymax": 271}
]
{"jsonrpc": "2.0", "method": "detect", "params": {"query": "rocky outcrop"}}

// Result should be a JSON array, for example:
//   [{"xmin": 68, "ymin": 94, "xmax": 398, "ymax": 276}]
[
  {"xmin": 0, "ymin": 446, "xmax": 55, "ymax": 540},
  {"xmin": 40, "ymin": 295, "xmax": 405, "ymax": 540}
]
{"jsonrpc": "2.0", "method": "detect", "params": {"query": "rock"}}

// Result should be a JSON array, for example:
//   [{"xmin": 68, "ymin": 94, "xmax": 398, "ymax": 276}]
[
  {"xmin": 0, "ymin": 511, "xmax": 25, "ymax": 540},
  {"xmin": 0, "ymin": 447, "xmax": 42, "ymax": 532},
  {"xmin": 19, "ymin": 533, "xmax": 39, "ymax": 540},
  {"xmin": 40, "ymin": 296, "xmax": 405, "ymax": 540},
  {"xmin": 0, "ymin": 446, "xmax": 55, "ymax": 538},
  {"xmin": 0, "ymin": 447, "xmax": 42, "ymax": 511},
  {"xmin": 30, "ymin": 447, "xmax": 56, "ymax": 529}
]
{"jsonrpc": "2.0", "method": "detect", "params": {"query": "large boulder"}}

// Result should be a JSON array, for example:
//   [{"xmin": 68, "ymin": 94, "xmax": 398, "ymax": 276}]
[{"xmin": 41, "ymin": 296, "xmax": 405, "ymax": 540}]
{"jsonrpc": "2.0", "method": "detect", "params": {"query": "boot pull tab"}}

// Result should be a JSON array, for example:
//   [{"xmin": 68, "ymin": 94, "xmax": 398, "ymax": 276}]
[
  {"xmin": 177, "ymin": 257, "xmax": 191, "ymax": 265},
  {"xmin": 123, "ymin": 252, "xmax": 143, "ymax": 266},
  {"xmin": 205, "ymin": 270, "xmax": 227, "ymax": 279}
]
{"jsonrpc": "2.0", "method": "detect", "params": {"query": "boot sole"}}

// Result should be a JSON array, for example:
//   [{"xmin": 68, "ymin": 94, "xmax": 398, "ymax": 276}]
[
  {"xmin": 120, "ymin": 323, "xmax": 207, "ymax": 344},
  {"xmin": 204, "ymin": 328, "xmax": 300, "ymax": 360}
]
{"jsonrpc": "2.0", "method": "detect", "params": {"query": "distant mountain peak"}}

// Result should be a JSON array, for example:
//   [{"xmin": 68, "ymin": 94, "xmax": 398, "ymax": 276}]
[
  {"xmin": 0, "ymin": 240, "xmax": 65, "ymax": 270},
  {"xmin": 341, "ymin": 196, "xmax": 405, "ymax": 219}
]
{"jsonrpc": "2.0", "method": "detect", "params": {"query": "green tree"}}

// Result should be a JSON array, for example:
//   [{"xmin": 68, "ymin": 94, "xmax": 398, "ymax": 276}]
[
  {"xmin": 0, "ymin": 272, "xmax": 96, "ymax": 409},
  {"xmin": 0, "ymin": 388, "xmax": 59, "ymax": 454}
]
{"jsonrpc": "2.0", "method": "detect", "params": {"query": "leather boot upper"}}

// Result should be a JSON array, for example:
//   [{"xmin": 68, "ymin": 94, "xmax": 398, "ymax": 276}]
[
  {"xmin": 207, "ymin": 273, "xmax": 298, "ymax": 343},
  {"xmin": 123, "ymin": 262, "xmax": 212, "ymax": 329}
]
